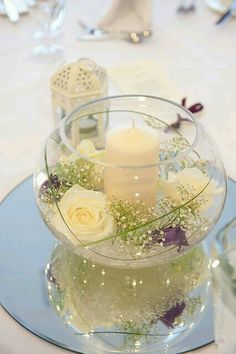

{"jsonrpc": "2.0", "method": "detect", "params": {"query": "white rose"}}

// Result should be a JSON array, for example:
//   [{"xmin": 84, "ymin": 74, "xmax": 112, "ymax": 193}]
[
  {"xmin": 159, "ymin": 167, "xmax": 221, "ymax": 208},
  {"xmin": 60, "ymin": 140, "xmax": 105, "ymax": 163},
  {"xmin": 51, "ymin": 185, "xmax": 115, "ymax": 245}
]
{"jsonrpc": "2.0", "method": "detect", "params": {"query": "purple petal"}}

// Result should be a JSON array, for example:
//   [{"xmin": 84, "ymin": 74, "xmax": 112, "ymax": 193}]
[
  {"xmin": 162, "ymin": 226, "xmax": 189, "ymax": 251},
  {"xmin": 170, "ymin": 120, "xmax": 181, "ymax": 129},
  {"xmin": 167, "ymin": 99, "xmax": 204, "ymax": 132},
  {"xmin": 160, "ymin": 302, "xmax": 186, "ymax": 328},
  {"xmin": 181, "ymin": 97, "xmax": 187, "ymax": 107},
  {"xmin": 188, "ymin": 103, "xmax": 204, "ymax": 114},
  {"xmin": 49, "ymin": 174, "xmax": 61, "ymax": 189},
  {"xmin": 39, "ymin": 174, "xmax": 60, "ymax": 199},
  {"xmin": 148, "ymin": 226, "xmax": 189, "ymax": 251}
]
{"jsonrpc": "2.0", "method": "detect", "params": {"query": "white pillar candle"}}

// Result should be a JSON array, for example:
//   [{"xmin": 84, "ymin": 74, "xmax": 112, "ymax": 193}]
[{"xmin": 104, "ymin": 123, "xmax": 159, "ymax": 207}]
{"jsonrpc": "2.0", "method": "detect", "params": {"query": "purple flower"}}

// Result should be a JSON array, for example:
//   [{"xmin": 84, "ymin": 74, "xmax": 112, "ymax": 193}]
[
  {"xmin": 39, "ymin": 174, "xmax": 61, "ymax": 199},
  {"xmin": 162, "ymin": 226, "xmax": 189, "ymax": 251},
  {"xmin": 160, "ymin": 302, "xmax": 186, "ymax": 328},
  {"xmin": 50, "ymin": 174, "xmax": 61, "ymax": 189},
  {"xmin": 169, "ymin": 113, "xmax": 190, "ymax": 129},
  {"xmin": 149, "ymin": 226, "xmax": 189, "ymax": 252},
  {"xmin": 181, "ymin": 97, "xmax": 204, "ymax": 114},
  {"xmin": 166, "ymin": 98, "xmax": 204, "ymax": 131},
  {"xmin": 188, "ymin": 102, "xmax": 204, "ymax": 114}
]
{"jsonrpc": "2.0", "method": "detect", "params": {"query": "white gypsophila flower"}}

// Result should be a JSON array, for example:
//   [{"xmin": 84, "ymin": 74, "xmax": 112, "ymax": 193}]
[
  {"xmin": 159, "ymin": 167, "xmax": 222, "ymax": 209},
  {"xmin": 51, "ymin": 184, "xmax": 116, "ymax": 244}
]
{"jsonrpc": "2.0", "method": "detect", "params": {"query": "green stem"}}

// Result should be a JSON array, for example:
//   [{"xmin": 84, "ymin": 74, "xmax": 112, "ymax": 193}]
[{"xmin": 86, "ymin": 174, "xmax": 213, "ymax": 247}]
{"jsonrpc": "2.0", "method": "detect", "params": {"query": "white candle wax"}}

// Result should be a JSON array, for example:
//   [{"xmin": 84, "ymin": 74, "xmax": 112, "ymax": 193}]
[{"xmin": 104, "ymin": 123, "xmax": 159, "ymax": 207}]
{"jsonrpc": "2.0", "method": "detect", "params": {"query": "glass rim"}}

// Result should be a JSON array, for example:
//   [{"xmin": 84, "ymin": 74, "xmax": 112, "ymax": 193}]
[
  {"xmin": 213, "ymin": 217, "xmax": 236, "ymax": 300},
  {"xmin": 215, "ymin": 217, "xmax": 236, "ymax": 258},
  {"xmin": 54, "ymin": 94, "xmax": 200, "ymax": 169}
]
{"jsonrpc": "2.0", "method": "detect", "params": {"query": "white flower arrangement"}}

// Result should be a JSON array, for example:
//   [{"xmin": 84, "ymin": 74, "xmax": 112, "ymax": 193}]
[{"xmin": 38, "ymin": 137, "xmax": 224, "ymax": 256}]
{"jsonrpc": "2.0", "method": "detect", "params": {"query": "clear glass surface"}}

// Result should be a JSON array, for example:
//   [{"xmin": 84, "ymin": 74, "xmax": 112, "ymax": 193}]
[
  {"xmin": 212, "ymin": 218, "xmax": 236, "ymax": 354},
  {"xmin": 33, "ymin": 0, "xmax": 66, "ymax": 57},
  {"xmin": 47, "ymin": 241, "xmax": 211, "ymax": 353},
  {"xmin": 34, "ymin": 95, "xmax": 227, "ymax": 267},
  {"xmin": 32, "ymin": 95, "xmax": 226, "ymax": 352}
]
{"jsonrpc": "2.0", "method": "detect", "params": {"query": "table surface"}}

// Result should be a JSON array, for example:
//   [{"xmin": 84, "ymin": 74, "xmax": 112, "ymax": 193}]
[{"xmin": 1, "ymin": 0, "xmax": 236, "ymax": 353}]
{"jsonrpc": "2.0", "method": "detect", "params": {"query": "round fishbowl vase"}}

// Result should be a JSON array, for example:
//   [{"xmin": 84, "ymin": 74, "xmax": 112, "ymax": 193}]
[{"xmin": 34, "ymin": 95, "xmax": 226, "ymax": 353}]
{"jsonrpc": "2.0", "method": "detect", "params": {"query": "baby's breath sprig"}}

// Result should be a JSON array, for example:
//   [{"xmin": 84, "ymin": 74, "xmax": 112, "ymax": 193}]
[
  {"xmin": 180, "ymin": 158, "xmax": 210, "ymax": 175},
  {"xmin": 105, "ymin": 182, "xmax": 210, "ymax": 253},
  {"xmin": 160, "ymin": 136, "xmax": 190, "ymax": 161},
  {"xmin": 160, "ymin": 136, "xmax": 210, "ymax": 175},
  {"xmin": 107, "ymin": 199, "xmax": 158, "ymax": 247},
  {"xmin": 55, "ymin": 159, "xmax": 99, "ymax": 191},
  {"xmin": 39, "ymin": 158, "xmax": 103, "ymax": 204},
  {"xmin": 159, "ymin": 183, "xmax": 209, "ymax": 230}
]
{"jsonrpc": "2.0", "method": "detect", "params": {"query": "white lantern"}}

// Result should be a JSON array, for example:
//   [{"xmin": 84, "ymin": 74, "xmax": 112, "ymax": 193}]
[{"xmin": 50, "ymin": 58, "xmax": 108, "ymax": 146}]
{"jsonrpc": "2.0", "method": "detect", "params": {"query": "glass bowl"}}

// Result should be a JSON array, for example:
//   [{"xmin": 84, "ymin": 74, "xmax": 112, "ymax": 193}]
[
  {"xmin": 34, "ymin": 95, "xmax": 226, "ymax": 268},
  {"xmin": 212, "ymin": 218, "xmax": 236, "ymax": 354},
  {"xmin": 34, "ymin": 94, "xmax": 226, "ymax": 352},
  {"xmin": 46, "ymin": 241, "xmax": 211, "ymax": 353}
]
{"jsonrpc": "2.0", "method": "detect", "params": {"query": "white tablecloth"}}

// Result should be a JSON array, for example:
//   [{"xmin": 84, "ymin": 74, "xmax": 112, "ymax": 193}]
[{"xmin": 1, "ymin": 0, "xmax": 236, "ymax": 353}]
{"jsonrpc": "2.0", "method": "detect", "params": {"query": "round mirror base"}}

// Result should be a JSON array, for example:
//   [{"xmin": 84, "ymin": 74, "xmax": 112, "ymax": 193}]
[{"xmin": 0, "ymin": 177, "xmax": 234, "ymax": 353}]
